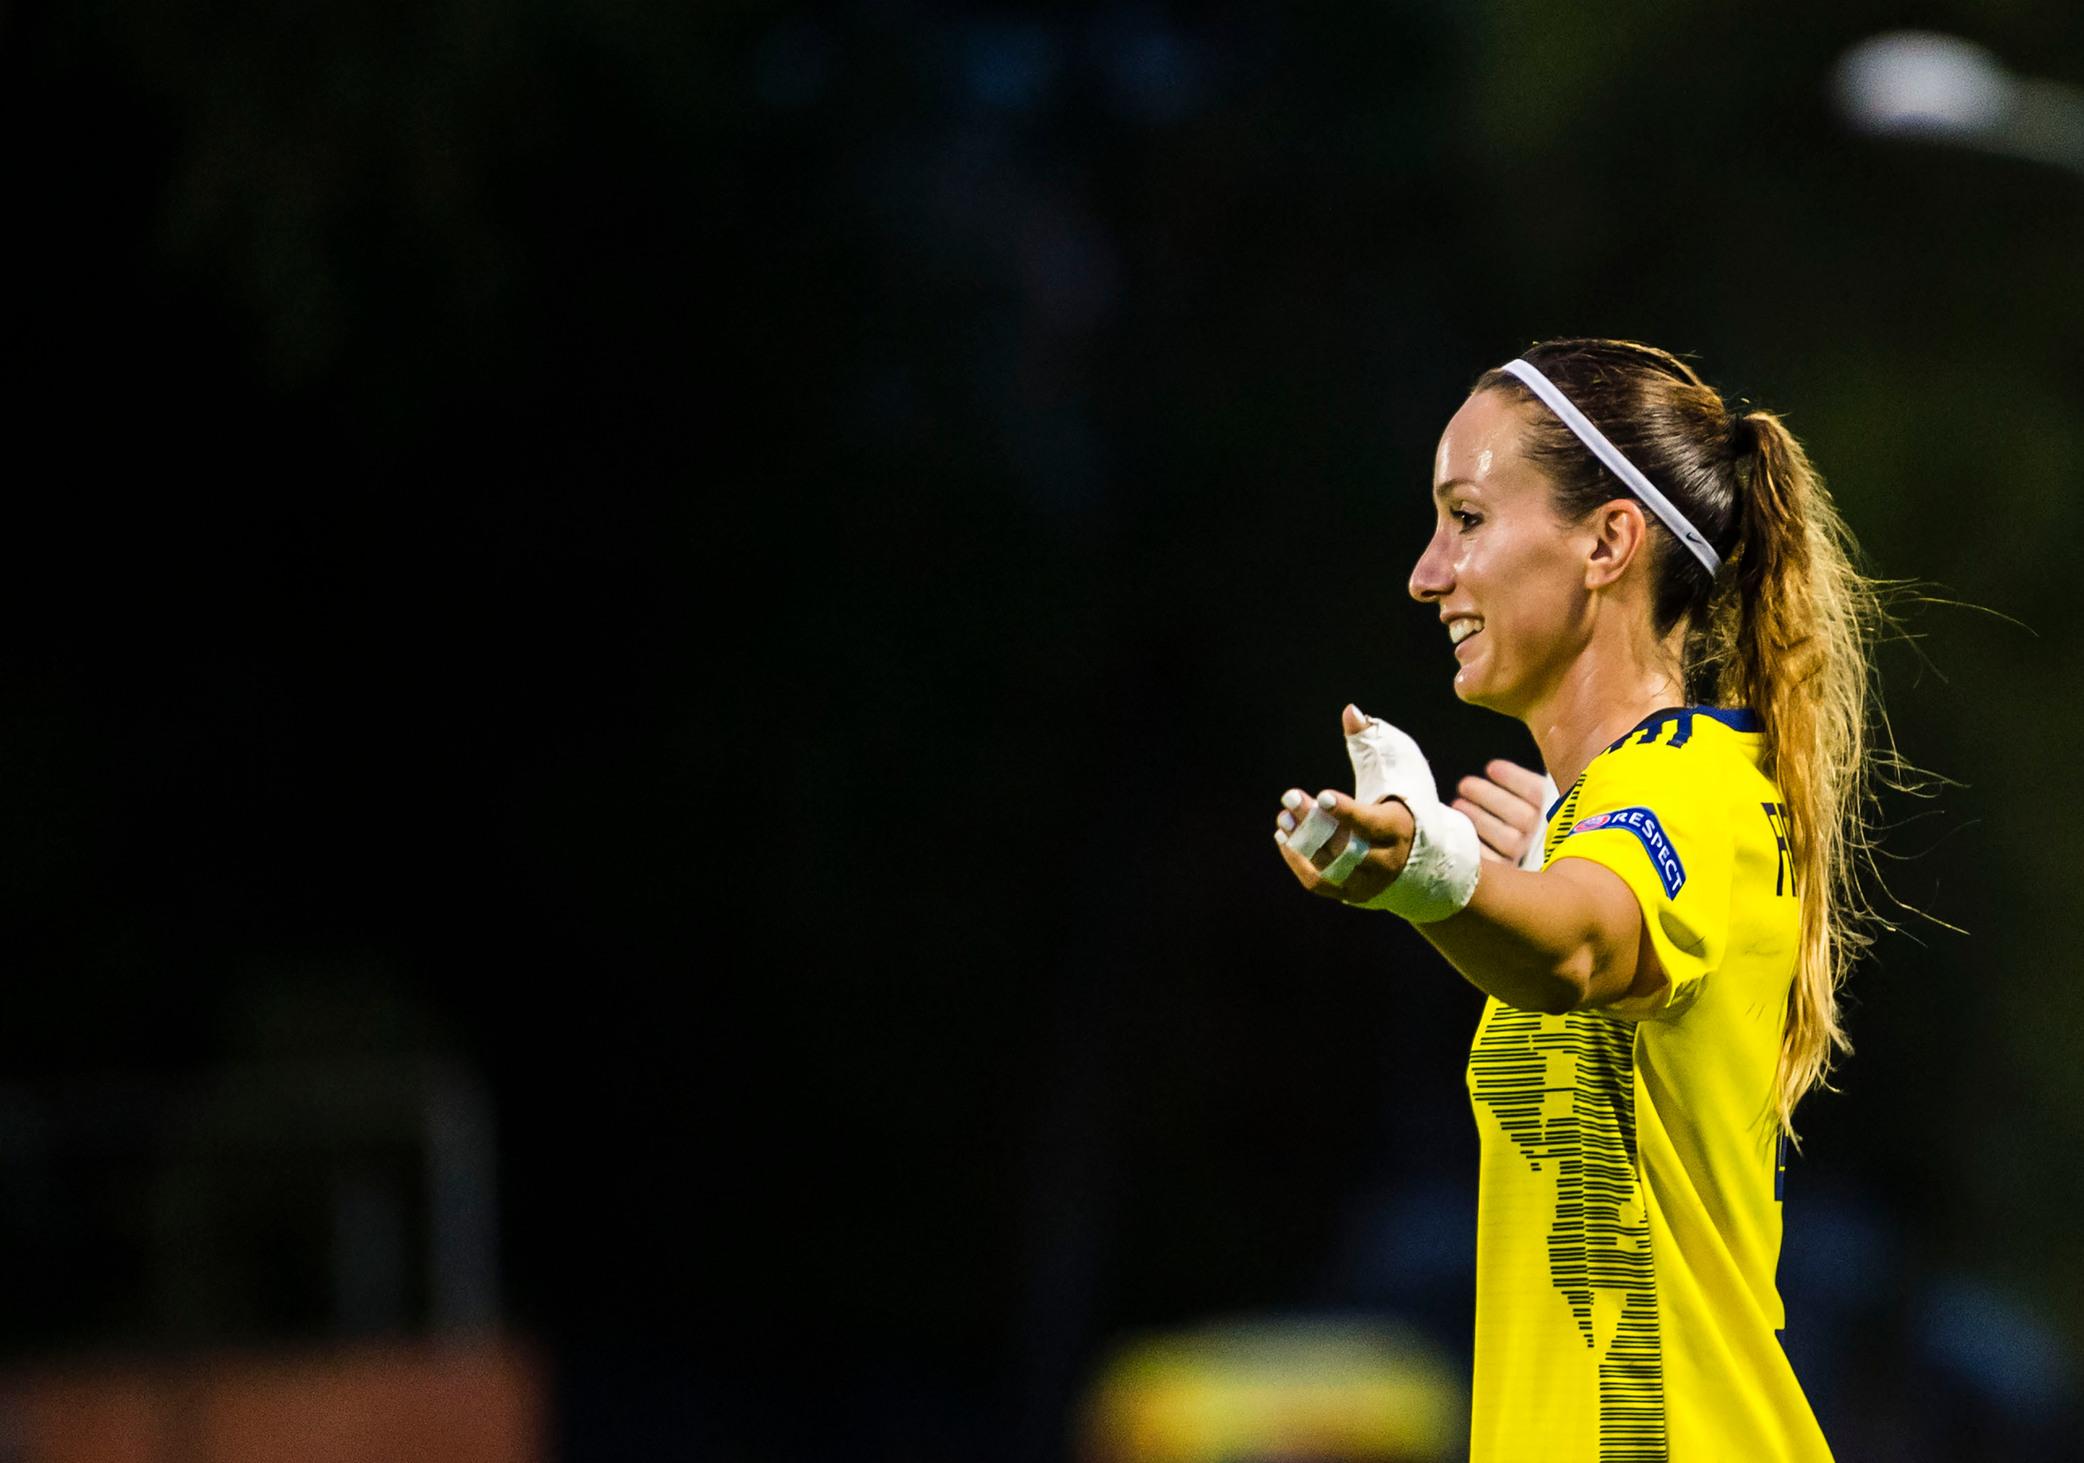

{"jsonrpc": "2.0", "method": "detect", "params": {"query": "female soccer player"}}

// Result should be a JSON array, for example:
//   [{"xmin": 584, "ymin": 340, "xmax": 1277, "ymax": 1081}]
[{"xmin": 1273, "ymin": 338, "xmax": 1879, "ymax": 1461}]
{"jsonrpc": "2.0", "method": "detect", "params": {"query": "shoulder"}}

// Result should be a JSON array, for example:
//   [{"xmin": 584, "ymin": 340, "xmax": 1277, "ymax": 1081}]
[
  {"xmin": 1546, "ymin": 709, "xmax": 1768, "ymax": 904},
  {"xmin": 1601, "ymin": 706, "xmax": 1759, "ymax": 757},
  {"xmin": 1555, "ymin": 708, "xmax": 1768, "ymax": 824}
]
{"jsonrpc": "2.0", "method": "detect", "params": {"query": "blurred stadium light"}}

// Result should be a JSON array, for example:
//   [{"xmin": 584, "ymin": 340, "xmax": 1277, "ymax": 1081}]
[
  {"xmin": 1075, "ymin": 1316, "xmax": 1462, "ymax": 1463},
  {"xmin": 1836, "ymin": 30, "xmax": 2084, "ymax": 178}
]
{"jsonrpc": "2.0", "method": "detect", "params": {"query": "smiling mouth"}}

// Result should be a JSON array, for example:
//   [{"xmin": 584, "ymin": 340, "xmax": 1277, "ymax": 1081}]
[{"xmin": 1448, "ymin": 617, "xmax": 1484, "ymax": 648}]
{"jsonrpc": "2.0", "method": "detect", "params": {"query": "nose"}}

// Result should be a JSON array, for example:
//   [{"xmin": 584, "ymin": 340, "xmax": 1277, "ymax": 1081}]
[{"xmin": 1409, "ymin": 523, "xmax": 1453, "ymax": 603}]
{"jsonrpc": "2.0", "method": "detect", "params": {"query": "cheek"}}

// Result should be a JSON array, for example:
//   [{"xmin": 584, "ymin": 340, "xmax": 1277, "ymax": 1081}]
[
  {"xmin": 1480, "ymin": 542, "xmax": 1580, "ymax": 636},
  {"xmin": 1458, "ymin": 536, "xmax": 1516, "ymax": 600},
  {"xmin": 1452, "ymin": 533, "xmax": 1493, "ymax": 583}
]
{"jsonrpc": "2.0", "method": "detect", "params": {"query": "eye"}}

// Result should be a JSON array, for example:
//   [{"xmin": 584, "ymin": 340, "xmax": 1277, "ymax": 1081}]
[{"xmin": 1451, "ymin": 508, "xmax": 1482, "ymax": 531}]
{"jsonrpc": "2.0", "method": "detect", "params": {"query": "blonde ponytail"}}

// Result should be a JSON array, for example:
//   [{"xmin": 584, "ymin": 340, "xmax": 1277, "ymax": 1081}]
[{"xmin": 1702, "ymin": 411, "xmax": 1884, "ymax": 1151}]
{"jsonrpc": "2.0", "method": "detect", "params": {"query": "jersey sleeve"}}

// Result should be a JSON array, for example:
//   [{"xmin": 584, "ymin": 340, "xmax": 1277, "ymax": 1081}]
[{"xmin": 1545, "ymin": 739, "xmax": 1735, "ymax": 1022}]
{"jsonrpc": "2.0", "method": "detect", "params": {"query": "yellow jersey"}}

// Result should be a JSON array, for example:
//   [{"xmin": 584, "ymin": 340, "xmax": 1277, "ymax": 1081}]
[{"xmin": 1464, "ymin": 707, "xmax": 1832, "ymax": 1462}]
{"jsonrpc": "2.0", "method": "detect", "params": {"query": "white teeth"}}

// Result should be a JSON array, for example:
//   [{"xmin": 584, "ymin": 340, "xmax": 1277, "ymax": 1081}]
[{"xmin": 1449, "ymin": 618, "xmax": 1484, "ymax": 646}]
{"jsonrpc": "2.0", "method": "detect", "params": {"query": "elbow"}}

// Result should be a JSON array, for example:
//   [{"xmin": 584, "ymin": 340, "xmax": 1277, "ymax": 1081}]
[
  {"xmin": 1534, "ymin": 983, "xmax": 1586, "ymax": 1016},
  {"xmin": 1508, "ymin": 970, "xmax": 1583, "ymax": 1016},
  {"xmin": 1538, "ymin": 950, "xmax": 1597, "ymax": 1015}
]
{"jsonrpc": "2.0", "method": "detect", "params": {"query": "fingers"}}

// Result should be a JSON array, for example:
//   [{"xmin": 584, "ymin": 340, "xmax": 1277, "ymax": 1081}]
[
  {"xmin": 1275, "ymin": 790, "xmax": 1346, "ymax": 898},
  {"xmin": 1456, "ymin": 771, "xmax": 1540, "ymax": 830},
  {"xmin": 1275, "ymin": 787, "xmax": 1304, "ymax": 838},
  {"xmin": 1453, "ymin": 771, "xmax": 1537, "ymax": 865},
  {"xmin": 1276, "ymin": 787, "xmax": 1338, "ymax": 858},
  {"xmin": 1277, "ymin": 788, "xmax": 1357, "ymax": 870},
  {"xmin": 1274, "ymin": 789, "xmax": 1331, "ymax": 876},
  {"xmin": 1484, "ymin": 757, "xmax": 1553, "ymax": 807},
  {"xmin": 1341, "ymin": 703, "xmax": 1371, "ymax": 736},
  {"xmin": 1310, "ymin": 787, "xmax": 1412, "ymax": 844},
  {"xmin": 1273, "ymin": 784, "xmax": 1413, "ymax": 904},
  {"xmin": 1454, "ymin": 759, "xmax": 1560, "ymax": 865},
  {"xmin": 1276, "ymin": 831, "xmax": 1329, "ymax": 890},
  {"xmin": 1274, "ymin": 788, "xmax": 1371, "ymax": 896},
  {"xmin": 1453, "ymin": 793, "xmax": 1527, "ymax": 862},
  {"xmin": 1310, "ymin": 794, "xmax": 1361, "ymax": 876}
]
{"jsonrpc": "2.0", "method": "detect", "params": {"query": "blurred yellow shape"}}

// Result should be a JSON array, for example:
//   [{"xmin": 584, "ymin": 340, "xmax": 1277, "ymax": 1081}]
[{"xmin": 1078, "ymin": 1316, "xmax": 1463, "ymax": 1462}]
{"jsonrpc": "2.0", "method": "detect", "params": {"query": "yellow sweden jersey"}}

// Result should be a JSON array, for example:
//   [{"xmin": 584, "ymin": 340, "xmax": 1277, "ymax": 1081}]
[{"xmin": 1465, "ymin": 707, "xmax": 1832, "ymax": 1462}]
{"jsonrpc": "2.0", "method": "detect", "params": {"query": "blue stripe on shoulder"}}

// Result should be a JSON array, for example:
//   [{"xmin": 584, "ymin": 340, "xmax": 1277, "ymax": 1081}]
[
  {"xmin": 1698, "ymin": 706, "xmax": 1760, "ymax": 732},
  {"xmin": 1609, "ymin": 705, "xmax": 1758, "ymax": 750}
]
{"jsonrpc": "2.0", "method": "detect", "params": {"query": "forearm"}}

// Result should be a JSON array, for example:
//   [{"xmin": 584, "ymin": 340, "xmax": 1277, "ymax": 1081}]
[
  {"xmin": 1271, "ymin": 712, "xmax": 1639, "ymax": 1012},
  {"xmin": 1412, "ymin": 861, "xmax": 1628, "ymax": 1014}
]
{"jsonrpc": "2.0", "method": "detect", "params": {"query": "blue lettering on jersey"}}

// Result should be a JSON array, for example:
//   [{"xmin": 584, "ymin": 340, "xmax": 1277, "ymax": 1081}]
[{"xmin": 1569, "ymin": 805, "xmax": 1686, "ymax": 897}]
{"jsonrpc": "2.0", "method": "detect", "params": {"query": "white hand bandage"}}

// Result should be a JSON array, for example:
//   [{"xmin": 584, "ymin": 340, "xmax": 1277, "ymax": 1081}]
[
  {"xmin": 1285, "ymin": 798, "xmax": 1342, "ymax": 861},
  {"xmin": 1344, "ymin": 712, "xmax": 1483, "ymax": 922},
  {"xmin": 1317, "ymin": 824, "xmax": 1372, "ymax": 885},
  {"xmin": 1283, "ymin": 794, "xmax": 1373, "ymax": 888}
]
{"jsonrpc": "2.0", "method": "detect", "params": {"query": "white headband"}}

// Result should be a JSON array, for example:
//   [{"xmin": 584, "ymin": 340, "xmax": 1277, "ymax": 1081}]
[{"xmin": 1500, "ymin": 358, "xmax": 1723, "ymax": 577}]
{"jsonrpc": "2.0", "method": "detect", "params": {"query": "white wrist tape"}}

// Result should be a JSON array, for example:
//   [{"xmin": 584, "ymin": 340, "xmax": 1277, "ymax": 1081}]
[{"xmin": 1343, "ymin": 713, "xmax": 1482, "ymax": 922}]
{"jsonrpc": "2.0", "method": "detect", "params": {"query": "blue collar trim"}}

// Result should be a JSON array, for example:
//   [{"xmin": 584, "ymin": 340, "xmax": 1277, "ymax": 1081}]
[
  {"xmin": 1628, "ymin": 704, "xmax": 1760, "ymax": 737},
  {"xmin": 1543, "ymin": 706, "xmax": 1759, "ymax": 823}
]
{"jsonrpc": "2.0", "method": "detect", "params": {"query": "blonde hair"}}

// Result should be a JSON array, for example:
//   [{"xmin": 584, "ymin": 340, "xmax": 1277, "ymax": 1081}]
[
  {"xmin": 1695, "ymin": 412, "xmax": 1885, "ymax": 1148},
  {"xmin": 1478, "ymin": 339, "xmax": 1897, "ymax": 1150}
]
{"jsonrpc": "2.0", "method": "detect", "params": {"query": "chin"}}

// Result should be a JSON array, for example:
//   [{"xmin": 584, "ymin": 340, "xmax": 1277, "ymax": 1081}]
[{"xmin": 1453, "ymin": 668, "xmax": 1523, "ymax": 717}]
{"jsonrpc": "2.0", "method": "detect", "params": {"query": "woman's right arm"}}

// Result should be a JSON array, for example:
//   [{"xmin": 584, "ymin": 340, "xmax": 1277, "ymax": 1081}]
[
  {"xmin": 1277, "ymin": 788, "xmax": 1664, "ymax": 1015},
  {"xmin": 1414, "ymin": 855, "xmax": 1667, "ymax": 1015}
]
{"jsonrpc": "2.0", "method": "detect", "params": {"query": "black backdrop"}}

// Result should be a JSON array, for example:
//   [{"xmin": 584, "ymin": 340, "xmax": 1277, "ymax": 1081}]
[{"xmin": 6, "ymin": 2, "xmax": 2084, "ymax": 1458}]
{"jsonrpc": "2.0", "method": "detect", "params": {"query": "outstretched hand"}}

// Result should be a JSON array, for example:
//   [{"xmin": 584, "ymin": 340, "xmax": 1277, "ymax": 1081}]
[
  {"xmin": 1453, "ymin": 759, "xmax": 1552, "ymax": 866},
  {"xmin": 1272, "ymin": 704, "xmax": 1418, "ymax": 904},
  {"xmin": 1275, "ymin": 709, "xmax": 1553, "ymax": 902}
]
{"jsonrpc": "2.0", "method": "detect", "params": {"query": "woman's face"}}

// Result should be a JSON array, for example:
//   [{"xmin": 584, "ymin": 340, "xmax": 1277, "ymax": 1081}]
[{"xmin": 1408, "ymin": 388, "xmax": 1595, "ymax": 715}]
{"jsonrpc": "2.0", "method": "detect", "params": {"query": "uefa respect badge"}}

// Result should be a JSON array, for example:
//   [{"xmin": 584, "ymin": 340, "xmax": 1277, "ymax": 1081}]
[{"xmin": 1570, "ymin": 806, "xmax": 1685, "ymax": 897}]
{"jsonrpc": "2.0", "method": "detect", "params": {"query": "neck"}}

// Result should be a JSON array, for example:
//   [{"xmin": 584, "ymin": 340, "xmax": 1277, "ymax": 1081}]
[{"xmin": 1522, "ymin": 634, "xmax": 1686, "ymax": 797}]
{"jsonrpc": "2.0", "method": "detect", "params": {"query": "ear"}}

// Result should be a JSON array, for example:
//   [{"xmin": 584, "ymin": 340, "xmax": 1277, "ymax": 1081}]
[{"xmin": 1584, "ymin": 499, "xmax": 1651, "ymax": 591}]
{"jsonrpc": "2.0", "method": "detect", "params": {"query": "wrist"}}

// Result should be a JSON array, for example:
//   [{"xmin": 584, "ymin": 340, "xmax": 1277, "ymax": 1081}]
[{"xmin": 1358, "ymin": 798, "xmax": 1481, "ymax": 922}]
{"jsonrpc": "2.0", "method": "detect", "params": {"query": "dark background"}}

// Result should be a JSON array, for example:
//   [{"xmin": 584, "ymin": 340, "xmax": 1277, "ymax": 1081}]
[{"xmin": 5, "ymin": 1, "xmax": 2083, "ymax": 1459}]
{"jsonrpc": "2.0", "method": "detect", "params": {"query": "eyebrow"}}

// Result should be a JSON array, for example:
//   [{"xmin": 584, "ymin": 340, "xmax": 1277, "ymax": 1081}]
[{"xmin": 1431, "ymin": 477, "xmax": 1475, "ymax": 503}]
